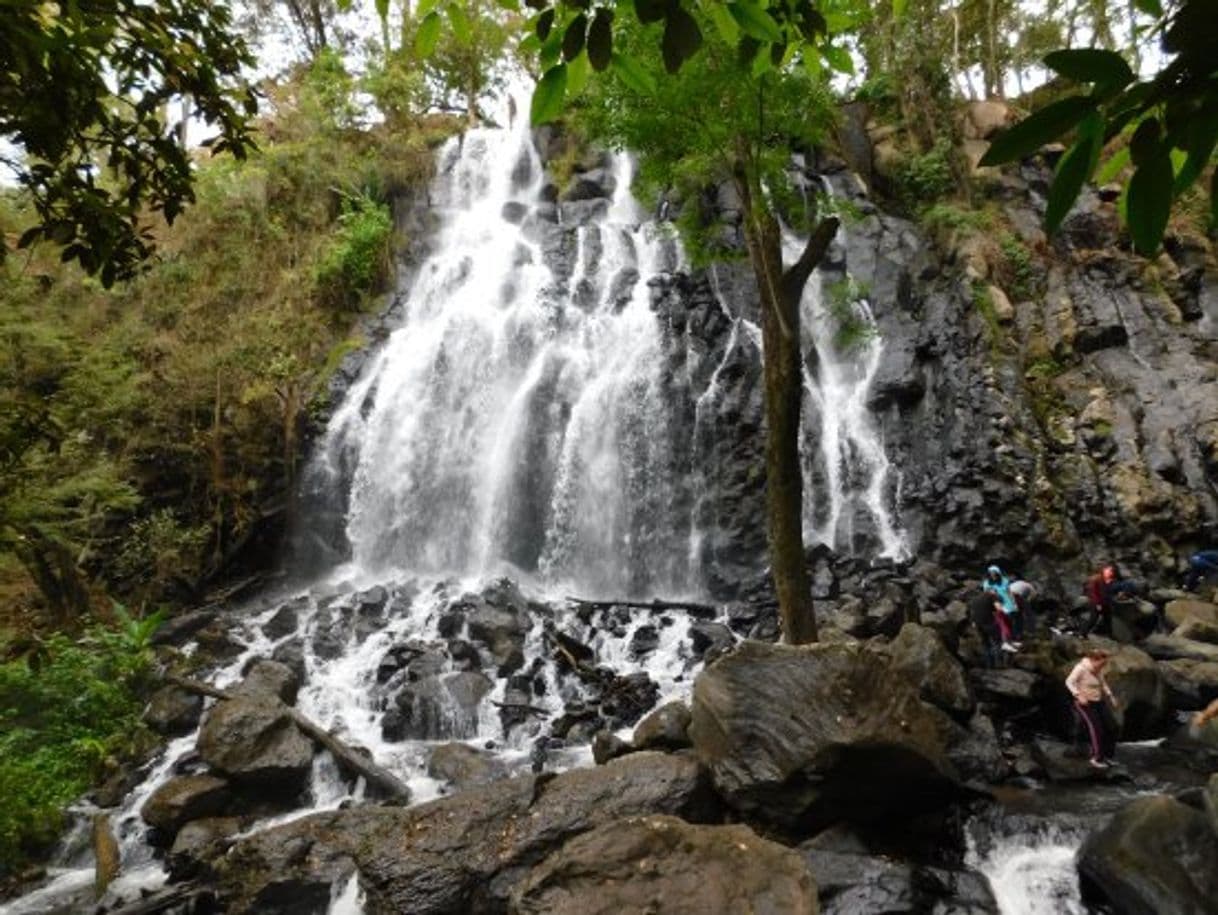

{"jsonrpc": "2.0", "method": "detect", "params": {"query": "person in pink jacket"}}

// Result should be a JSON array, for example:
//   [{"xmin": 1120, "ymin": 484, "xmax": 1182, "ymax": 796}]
[{"xmin": 1066, "ymin": 650, "xmax": 1121, "ymax": 768}]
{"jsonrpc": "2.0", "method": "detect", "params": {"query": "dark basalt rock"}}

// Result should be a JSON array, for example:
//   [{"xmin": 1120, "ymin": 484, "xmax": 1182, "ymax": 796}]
[
  {"xmin": 234, "ymin": 658, "xmax": 300, "ymax": 705},
  {"xmin": 689, "ymin": 640, "xmax": 965, "ymax": 831},
  {"xmin": 511, "ymin": 815, "xmax": 816, "ymax": 915},
  {"xmin": 1078, "ymin": 794, "xmax": 1218, "ymax": 914},
  {"xmin": 214, "ymin": 752, "xmax": 719, "ymax": 914},
  {"xmin": 196, "ymin": 697, "xmax": 312, "ymax": 793},
  {"xmin": 632, "ymin": 700, "xmax": 692, "ymax": 752},
  {"xmin": 140, "ymin": 775, "xmax": 232, "ymax": 844},
  {"xmin": 143, "ymin": 685, "xmax": 204, "ymax": 736}
]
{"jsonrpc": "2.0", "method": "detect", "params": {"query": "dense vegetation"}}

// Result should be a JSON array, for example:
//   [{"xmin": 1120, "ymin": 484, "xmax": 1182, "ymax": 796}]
[{"xmin": 0, "ymin": 611, "xmax": 160, "ymax": 876}]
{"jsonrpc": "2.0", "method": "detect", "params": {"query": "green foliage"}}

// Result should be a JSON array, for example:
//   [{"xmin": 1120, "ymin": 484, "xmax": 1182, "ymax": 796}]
[
  {"xmin": 0, "ymin": 619, "xmax": 158, "ymax": 876},
  {"xmin": 980, "ymin": 0, "xmax": 1218, "ymax": 255},
  {"xmin": 825, "ymin": 277, "xmax": 878, "ymax": 350},
  {"xmin": 920, "ymin": 202, "xmax": 991, "ymax": 235},
  {"xmin": 997, "ymin": 233, "xmax": 1038, "ymax": 301},
  {"xmin": 0, "ymin": 0, "xmax": 258, "ymax": 284},
  {"xmin": 315, "ymin": 193, "xmax": 394, "ymax": 309},
  {"xmin": 892, "ymin": 140, "xmax": 957, "ymax": 210}
]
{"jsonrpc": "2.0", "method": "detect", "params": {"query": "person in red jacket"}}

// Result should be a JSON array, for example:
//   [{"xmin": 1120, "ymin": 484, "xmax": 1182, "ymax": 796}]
[{"xmin": 1082, "ymin": 565, "xmax": 1117, "ymax": 636}]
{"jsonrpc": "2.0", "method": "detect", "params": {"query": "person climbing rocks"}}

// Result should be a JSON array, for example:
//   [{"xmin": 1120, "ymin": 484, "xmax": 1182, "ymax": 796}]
[
  {"xmin": 1194, "ymin": 697, "xmax": 1218, "ymax": 730},
  {"xmin": 1066, "ymin": 649, "xmax": 1121, "ymax": 769},
  {"xmin": 1082, "ymin": 564, "xmax": 1139, "ymax": 637},
  {"xmin": 982, "ymin": 565, "xmax": 1020, "ymax": 651},
  {"xmin": 1010, "ymin": 579, "xmax": 1037, "ymax": 639},
  {"xmin": 1183, "ymin": 550, "xmax": 1218, "ymax": 592},
  {"xmin": 968, "ymin": 588, "xmax": 1004, "ymax": 668}
]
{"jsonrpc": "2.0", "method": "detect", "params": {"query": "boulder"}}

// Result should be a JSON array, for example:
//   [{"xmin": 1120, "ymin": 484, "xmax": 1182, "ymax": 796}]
[
  {"xmin": 1174, "ymin": 619, "xmax": 1218, "ymax": 644},
  {"xmin": 197, "ymin": 697, "xmax": 312, "ymax": 792},
  {"xmin": 427, "ymin": 742, "xmax": 507, "ymax": 789},
  {"xmin": 1142, "ymin": 635, "xmax": 1218, "ymax": 664},
  {"xmin": 688, "ymin": 621, "xmax": 734, "ymax": 661},
  {"xmin": 689, "ymin": 640, "xmax": 963, "ymax": 830},
  {"xmin": 883, "ymin": 623, "xmax": 973, "ymax": 716},
  {"xmin": 140, "ymin": 775, "xmax": 232, "ymax": 842},
  {"xmin": 262, "ymin": 600, "xmax": 303, "ymax": 640},
  {"xmin": 631, "ymin": 701, "xmax": 692, "ymax": 752},
  {"xmin": 1158, "ymin": 659, "xmax": 1218, "ymax": 709},
  {"xmin": 168, "ymin": 816, "xmax": 242, "ymax": 881},
  {"xmin": 1104, "ymin": 646, "xmax": 1169, "ymax": 736},
  {"xmin": 968, "ymin": 668, "xmax": 1044, "ymax": 704},
  {"xmin": 1165, "ymin": 598, "xmax": 1218, "ymax": 630},
  {"xmin": 152, "ymin": 609, "xmax": 218, "ymax": 646},
  {"xmin": 383, "ymin": 672, "xmax": 492, "ymax": 741},
  {"xmin": 215, "ymin": 752, "xmax": 719, "ymax": 914},
  {"xmin": 234, "ymin": 659, "xmax": 300, "ymax": 705},
  {"xmin": 1078, "ymin": 795, "xmax": 1218, "ymax": 914},
  {"xmin": 801, "ymin": 846, "xmax": 914, "ymax": 913},
  {"xmin": 143, "ymin": 685, "xmax": 204, "ymax": 736},
  {"xmin": 510, "ymin": 815, "xmax": 816, "ymax": 915},
  {"xmin": 591, "ymin": 730, "xmax": 631, "ymax": 765}
]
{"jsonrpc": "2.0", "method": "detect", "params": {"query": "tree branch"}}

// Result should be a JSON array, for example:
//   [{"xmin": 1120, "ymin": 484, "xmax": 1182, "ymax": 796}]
[{"xmin": 782, "ymin": 216, "xmax": 840, "ymax": 303}]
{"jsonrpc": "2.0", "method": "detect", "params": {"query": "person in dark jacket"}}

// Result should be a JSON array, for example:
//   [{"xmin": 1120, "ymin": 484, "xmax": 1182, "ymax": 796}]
[
  {"xmin": 1183, "ymin": 550, "xmax": 1218, "ymax": 592},
  {"xmin": 969, "ymin": 590, "xmax": 1004, "ymax": 667}
]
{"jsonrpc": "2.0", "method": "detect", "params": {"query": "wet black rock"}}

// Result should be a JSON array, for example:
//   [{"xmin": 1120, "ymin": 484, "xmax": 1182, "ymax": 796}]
[
  {"xmin": 143, "ymin": 685, "xmax": 204, "ymax": 736},
  {"xmin": 197, "ymin": 697, "xmax": 313, "ymax": 793},
  {"xmin": 234, "ymin": 658, "xmax": 300, "ymax": 705},
  {"xmin": 591, "ymin": 730, "xmax": 631, "ymax": 765},
  {"xmin": 262, "ymin": 599, "xmax": 305, "ymax": 640},
  {"xmin": 688, "ymin": 621, "xmax": 734, "ymax": 661},
  {"xmin": 140, "ymin": 775, "xmax": 232, "ymax": 844},
  {"xmin": 1078, "ymin": 794, "xmax": 1218, "ymax": 914},
  {"xmin": 214, "ymin": 752, "xmax": 718, "ymax": 914},
  {"xmin": 632, "ymin": 701, "xmax": 692, "ymax": 752},
  {"xmin": 152, "ymin": 609, "xmax": 219, "ymax": 647},
  {"xmin": 690, "ymin": 640, "xmax": 964, "ymax": 831},
  {"xmin": 168, "ymin": 816, "xmax": 242, "ymax": 882},
  {"xmin": 427, "ymin": 742, "xmax": 507, "ymax": 790},
  {"xmin": 384, "ymin": 672, "xmax": 492, "ymax": 742},
  {"xmin": 628, "ymin": 624, "xmax": 659, "ymax": 659}
]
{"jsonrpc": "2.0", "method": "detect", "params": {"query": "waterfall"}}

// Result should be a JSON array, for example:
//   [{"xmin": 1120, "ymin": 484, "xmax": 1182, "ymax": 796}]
[{"xmin": 305, "ymin": 122, "xmax": 907, "ymax": 597}]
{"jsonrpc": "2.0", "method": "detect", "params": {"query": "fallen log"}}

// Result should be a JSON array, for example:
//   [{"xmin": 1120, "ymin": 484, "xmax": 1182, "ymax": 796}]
[
  {"xmin": 490, "ymin": 699, "xmax": 549, "ymax": 717},
  {"xmin": 166, "ymin": 675, "xmax": 411, "ymax": 802},
  {"xmin": 103, "ymin": 885, "xmax": 213, "ymax": 915},
  {"xmin": 93, "ymin": 813, "xmax": 119, "ymax": 898},
  {"xmin": 565, "ymin": 595, "xmax": 717, "ymax": 617}
]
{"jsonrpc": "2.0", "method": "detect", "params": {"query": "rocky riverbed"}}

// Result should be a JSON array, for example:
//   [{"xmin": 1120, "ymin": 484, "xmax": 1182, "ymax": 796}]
[{"xmin": 7, "ymin": 560, "xmax": 1218, "ymax": 915}]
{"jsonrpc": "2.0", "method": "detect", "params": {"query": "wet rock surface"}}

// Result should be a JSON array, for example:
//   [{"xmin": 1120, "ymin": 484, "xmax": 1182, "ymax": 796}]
[{"xmin": 510, "ymin": 815, "xmax": 817, "ymax": 915}]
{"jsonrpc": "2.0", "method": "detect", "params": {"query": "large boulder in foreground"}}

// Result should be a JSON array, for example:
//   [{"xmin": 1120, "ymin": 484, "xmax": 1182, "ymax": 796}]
[
  {"xmin": 140, "ymin": 775, "xmax": 231, "ymax": 843},
  {"xmin": 1078, "ymin": 795, "xmax": 1218, "ymax": 915},
  {"xmin": 689, "ymin": 640, "xmax": 963, "ymax": 830},
  {"xmin": 197, "ymin": 697, "xmax": 312, "ymax": 793},
  {"xmin": 215, "ymin": 752, "xmax": 718, "ymax": 914},
  {"xmin": 509, "ymin": 815, "xmax": 817, "ymax": 915}
]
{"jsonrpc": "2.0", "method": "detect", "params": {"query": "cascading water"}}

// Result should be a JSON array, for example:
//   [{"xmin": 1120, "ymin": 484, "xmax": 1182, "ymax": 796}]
[{"xmin": 4, "ymin": 120, "xmax": 915, "ymax": 915}]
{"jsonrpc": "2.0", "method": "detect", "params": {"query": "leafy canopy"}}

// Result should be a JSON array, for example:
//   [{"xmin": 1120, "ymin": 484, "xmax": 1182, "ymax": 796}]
[
  {"xmin": 0, "ymin": 0, "xmax": 258, "ymax": 284},
  {"xmin": 980, "ymin": 0, "xmax": 1218, "ymax": 254}
]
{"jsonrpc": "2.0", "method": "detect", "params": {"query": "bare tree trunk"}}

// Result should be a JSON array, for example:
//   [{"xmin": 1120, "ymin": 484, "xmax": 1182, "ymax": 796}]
[{"xmin": 731, "ymin": 143, "xmax": 837, "ymax": 645}]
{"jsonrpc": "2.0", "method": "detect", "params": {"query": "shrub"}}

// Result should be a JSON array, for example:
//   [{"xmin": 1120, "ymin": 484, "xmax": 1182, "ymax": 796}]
[
  {"xmin": 314, "ymin": 192, "xmax": 394, "ymax": 311},
  {"xmin": 0, "ymin": 612, "xmax": 158, "ymax": 876},
  {"xmin": 893, "ymin": 140, "xmax": 957, "ymax": 209}
]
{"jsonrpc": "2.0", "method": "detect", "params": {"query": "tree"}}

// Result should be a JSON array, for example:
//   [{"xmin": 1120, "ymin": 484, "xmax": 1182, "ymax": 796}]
[
  {"xmin": 980, "ymin": 0, "xmax": 1218, "ymax": 254},
  {"xmin": 0, "ymin": 1, "xmax": 258, "ymax": 284},
  {"xmin": 570, "ymin": 15, "xmax": 839, "ymax": 643}
]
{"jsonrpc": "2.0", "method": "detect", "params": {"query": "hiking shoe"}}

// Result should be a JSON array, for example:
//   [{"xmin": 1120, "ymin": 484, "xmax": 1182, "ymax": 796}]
[
  {"xmin": 1000, "ymin": 642, "xmax": 1019, "ymax": 653},
  {"xmin": 1089, "ymin": 759, "xmax": 1110, "ymax": 769}
]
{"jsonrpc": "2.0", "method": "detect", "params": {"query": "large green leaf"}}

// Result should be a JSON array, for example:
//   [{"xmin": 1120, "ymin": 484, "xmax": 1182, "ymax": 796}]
[
  {"xmin": 611, "ymin": 51, "xmax": 656, "ymax": 95},
  {"xmin": 661, "ymin": 6, "xmax": 702, "ymax": 74},
  {"xmin": 704, "ymin": 1, "xmax": 740, "ymax": 44},
  {"xmin": 979, "ymin": 95, "xmax": 1097, "ymax": 166},
  {"xmin": 563, "ymin": 13, "xmax": 587, "ymax": 61},
  {"xmin": 414, "ymin": 11, "xmax": 442, "ymax": 57},
  {"xmin": 1126, "ymin": 150, "xmax": 1174, "ymax": 255},
  {"xmin": 1045, "ymin": 117, "xmax": 1101, "ymax": 235},
  {"xmin": 375, "ymin": 0, "xmax": 390, "ymax": 21},
  {"xmin": 634, "ymin": 0, "xmax": 666, "ymax": 24},
  {"xmin": 823, "ymin": 43, "xmax": 853, "ymax": 75},
  {"xmin": 1173, "ymin": 112, "xmax": 1218, "ymax": 194},
  {"xmin": 537, "ymin": 8, "xmax": 555, "ymax": 40},
  {"xmin": 1042, "ymin": 48, "xmax": 1134, "ymax": 88},
  {"xmin": 566, "ymin": 49, "xmax": 590, "ymax": 96},
  {"xmin": 587, "ymin": 8, "xmax": 613, "ymax": 70},
  {"xmin": 728, "ymin": 1, "xmax": 783, "ymax": 43},
  {"xmin": 1133, "ymin": 0, "xmax": 1162, "ymax": 15},
  {"xmin": 893, "ymin": 0, "xmax": 908, "ymax": 15},
  {"xmin": 448, "ymin": 3, "xmax": 471, "ymax": 44},
  {"xmin": 530, "ymin": 64, "xmax": 568, "ymax": 125},
  {"xmin": 1128, "ymin": 116, "xmax": 1161, "ymax": 166},
  {"xmin": 1095, "ymin": 146, "xmax": 1131, "ymax": 184}
]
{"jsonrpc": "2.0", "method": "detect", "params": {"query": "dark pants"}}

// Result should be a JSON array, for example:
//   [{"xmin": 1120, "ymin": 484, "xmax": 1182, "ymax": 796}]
[
  {"xmin": 1082, "ymin": 606, "xmax": 1110, "ymax": 637},
  {"xmin": 1074, "ymin": 700, "xmax": 1117, "ymax": 761}
]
